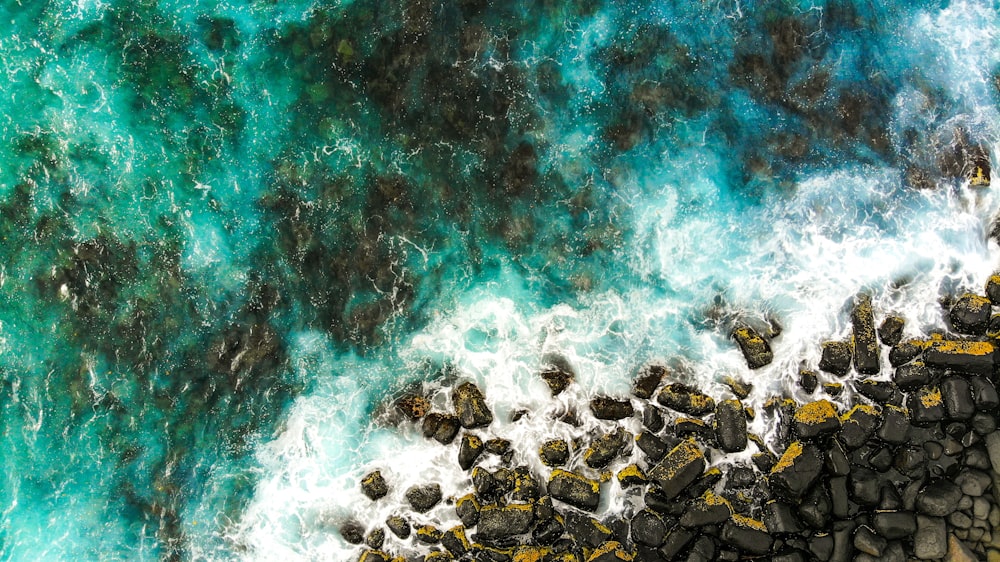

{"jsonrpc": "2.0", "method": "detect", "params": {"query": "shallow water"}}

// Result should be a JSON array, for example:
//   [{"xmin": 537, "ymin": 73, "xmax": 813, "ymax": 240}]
[{"xmin": 0, "ymin": 0, "xmax": 998, "ymax": 559}]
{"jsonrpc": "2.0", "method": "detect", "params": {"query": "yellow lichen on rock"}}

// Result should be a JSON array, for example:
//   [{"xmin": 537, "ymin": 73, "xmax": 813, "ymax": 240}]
[
  {"xmin": 920, "ymin": 387, "xmax": 942, "ymax": 408},
  {"xmin": 731, "ymin": 513, "xmax": 768, "ymax": 532},
  {"xmin": 772, "ymin": 441, "xmax": 803, "ymax": 474},
  {"xmin": 512, "ymin": 546, "xmax": 551, "ymax": 562},
  {"xmin": 551, "ymin": 468, "xmax": 600, "ymax": 494},
  {"xmin": 840, "ymin": 404, "xmax": 880, "ymax": 422},
  {"xmin": 794, "ymin": 400, "xmax": 837, "ymax": 424}
]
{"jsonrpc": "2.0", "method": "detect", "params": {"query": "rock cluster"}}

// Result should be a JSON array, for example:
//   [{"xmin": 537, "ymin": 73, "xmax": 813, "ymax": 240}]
[{"xmin": 349, "ymin": 285, "xmax": 1000, "ymax": 561}]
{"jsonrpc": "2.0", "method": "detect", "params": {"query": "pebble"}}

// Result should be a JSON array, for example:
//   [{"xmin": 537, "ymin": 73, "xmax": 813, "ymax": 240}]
[
  {"xmin": 990, "ymin": 503, "xmax": 1000, "ymax": 526},
  {"xmin": 914, "ymin": 515, "xmax": 947, "ymax": 559},
  {"xmin": 986, "ymin": 432, "xmax": 1000, "ymax": 471}
]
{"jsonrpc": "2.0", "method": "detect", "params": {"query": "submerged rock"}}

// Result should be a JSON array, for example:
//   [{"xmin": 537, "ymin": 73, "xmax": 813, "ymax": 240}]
[
  {"xmin": 540, "ymin": 357, "xmax": 575, "ymax": 396},
  {"xmin": 733, "ymin": 326, "xmax": 773, "ymax": 369},
  {"xmin": 632, "ymin": 364, "xmax": 666, "ymax": 399}
]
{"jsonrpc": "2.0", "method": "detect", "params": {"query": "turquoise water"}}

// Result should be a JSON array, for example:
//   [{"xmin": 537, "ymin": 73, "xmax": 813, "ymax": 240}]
[{"xmin": 0, "ymin": 0, "xmax": 999, "ymax": 559}]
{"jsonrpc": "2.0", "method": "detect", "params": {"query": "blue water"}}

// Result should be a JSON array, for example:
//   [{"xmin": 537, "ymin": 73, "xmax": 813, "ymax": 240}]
[{"xmin": 0, "ymin": 0, "xmax": 998, "ymax": 559}]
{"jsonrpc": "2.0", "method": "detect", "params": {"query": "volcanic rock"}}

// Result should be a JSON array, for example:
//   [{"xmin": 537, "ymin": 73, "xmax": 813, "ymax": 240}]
[
  {"xmin": 548, "ymin": 469, "xmax": 600, "ymax": 511},
  {"xmin": 949, "ymin": 293, "xmax": 992, "ymax": 335},
  {"xmin": 633, "ymin": 364, "xmax": 665, "ymax": 399},
  {"xmin": 406, "ymin": 483, "xmax": 442, "ymax": 513},
  {"xmin": 476, "ymin": 504, "xmax": 534, "ymax": 540},
  {"xmin": 386, "ymin": 515, "xmax": 410, "ymax": 539},
  {"xmin": 970, "ymin": 376, "xmax": 1000, "ymax": 410},
  {"xmin": 915, "ymin": 480, "xmax": 962, "ymax": 516},
  {"xmin": 872, "ymin": 510, "xmax": 916, "ymax": 540},
  {"xmin": 877, "ymin": 405, "xmax": 910, "ymax": 444},
  {"xmin": 819, "ymin": 341, "xmax": 852, "ymax": 376},
  {"xmin": 889, "ymin": 339, "xmax": 923, "ymax": 366},
  {"xmin": 657, "ymin": 383, "xmax": 716, "ymax": 416},
  {"xmin": 441, "ymin": 526, "xmax": 470, "ymax": 557},
  {"xmin": 455, "ymin": 494, "xmax": 480, "ymax": 528},
  {"xmin": 799, "ymin": 369, "xmax": 818, "ymax": 393},
  {"xmin": 361, "ymin": 470, "xmax": 389, "ymax": 500},
  {"xmin": 647, "ymin": 439, "xmax": 706, "ymax": 501},
  {"xmin": 941, "ymin": 377, "xmax": 976, "ymax": 419},
  {"xmin": 853, "ymin": 524, "xmax": 886, "ymax": 556},
  {"xmin": 855, "ymin": 379, "xmax": 895, "ymax": 402},
  {"xmin": 631, "ymin": 510, "xmax": 667, "ymax": 547},
  {"xmin": 617, "ymin": 464, "xmax": 647, "ymax": 488},
  {"xmin": 720, "ymin": 515, "xmax": 772, "ymax": 555},
  {"xmin": 908, "ymin": 386, "xmax": 945, "ymax": 425},
  {"xmin": 769, "ymin": 441, "xmax": 824, "ymax": 500},
  {"xmin": 584, "ymin": 427, "xmax": 629, "ymax": 469},
  {"xmin": 540, "ymin": 358, "xmax": 574, "ymax": 396},
  {"xmin": 458, "ymin": 433, "xmax": 484, "ymax": 470},
  {"xmin": 565, "ymin": 512, "xmax": 612, "ymax": 548},
  {"xmin": 763, "ymin": 500, "xmax": 803, "ymax": 534},
  {"xmin": 452, "ymin": 382, "xmax": 493, "ymax": 429},
  {"xmin": 422, "ymin": 412, "xmax": 461, "ymax": 444},
  {"xmin": 893, "ymin": 361, "xmax": 931, "ymax": 390},
  {"xmin": 642, "ymin": 405, "xmax": 665, "ymax": 432},
  {"xmin": 589, "ymin": 396, "xmax": 634, "ymax": 420},
  {"xmin": 878, "ymin": 315, "xmax": 905, "ymax": 347},
  {"xmin": 733, "ymin": 326, "xmax": 773, "ymax": 369},
  {"xmin": 922, "ymin": 339, "xmax": 995, "ymax": 375},
  {"xmin": 341, "ymin": 521, "xmax": 365, "ymax": 544},
  {"xmin": 395, "ymin": 394, "xmax": 431, "ymax": 420},
  {"xmin": 792, "ymin": 400, "xmax": 840, "ymax": 439},
  {"xmin": 852, "ymin": 295, "xmax": 880, "ymax": 374},
  {"xmin": 539, "ymin": 439, "xmax": 569, "ymax": 467},
  {"xmin": 681, "ymin": 490, "xmax": 733, "ymax": 527},
  {"xmin": 715, "ymin": 399, "xmax": 748, "ymax": 453}
]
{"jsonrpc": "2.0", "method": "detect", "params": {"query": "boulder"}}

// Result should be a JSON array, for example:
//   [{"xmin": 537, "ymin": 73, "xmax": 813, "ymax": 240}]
[
  {"xmin": 914, "ymin": 515, "xmax": 947, "ymax": 559},
  {"xmin": 476, "ymin": 503, "xmax": 534, "ymax": 540},
  {"xmin": 657, "ymin": 383, "xmax": 716, "ymax": 416},
  {"xmin": 441, "ymin": 526, "xmax": 471, "ymax": 558},
  {"xmin": 565, "ymin": 512, "xmax": 612, "ymax": 548},
  {"xmin": 361, "ymin": 470, "xmax": 389, "ymax": 500},
  {"xmin": 458, "ymin": 433, "xmax": 484, "ymax": 470},
  {"xmin": 853, "ymin": 524, "xmax": 886, "ymax": 556},
  {"xmin": 893, "ymin": 361, "xmax": 930, "ymax": 390},
  {"xmin": 715, "ymin": 399, "xmax": 748, "ymax": 453},
  {"xmin": 819, "ymin": 341, "xmax": 852, "ymax": 376},
  {"xmin": 647, "ymin": 439, "xmax": 706, "ymax": 501},
  {"xmin": 799, "ymin": 369, "xmax": 818, "ymax": 393},
  {"xmin": 341, "ymin": 521, "xmax": 365, "ymax": 544},
  {"xmin": 723, "ymin": 376, "xmax": 752, "ymax": 399},
  {"xmin": 915, "ymin": 480, "xmax": 962, "ymax": 516},
  {"xmin": 584, "ymin": 427, "xmax": 629, "ymax": 469},
  {"xmin": 889, "ymin": 339, "xmax": 923, "ymax": 366},
  {"xmin": 720, "ymin": 515, "xmax": 772, "ymax": 555},
  {"xmin": 415, "ymin": 525, "xmax": 442, "ymax": 543},
  {"xmin": 548, "ymin": 469, "xmax": 601, "ymax": 511},
  {"xmin": 630, "ymin": 510, "xmax": 667, "ymax": 547},
  {"xmin": 455, "ymin": 494, "xmax": 480, "ymax": 528},
  {"xmin": 386, "ymin": 515, "xmax": 410, "ymax": 539},
  {"xmin": 877, "ymin": 405, "xmax": 910, "ymax": 444},
  {"xmin": 878, "ymin": 315, "xmax": 905, "ymax": 347},
  {"xmin": 839, "ymin": 404, "xmax": 881, "ymax": 449},
  {"xmin": 539, "ymin": 439, "xmax": 570, "ymax": 467},
  {"xmin": 422, "ymin": 412, "xmax": 461, "ymax": 444},
  {"xmin": 769, "ymin": 441, "xmax": 824, "ymax": 500},
  {"xmin": 922, "ymin": 339, "xmax": 995, "ymax": 375},
  {"xmin": 635, "ymin": 431, "xmax": 668, "ymax": 462},
  {"xmin": 872, "ymin": 510, "xmax": 916, "ymax": 540},
  {"xmin": 587, "ymin": 541, "xmax": 633, "ymax": 562},
  {"xmin": 452, "ymin": 382, "xmax": 493, "ymax": 429},
  {"xmin": 907, "ymin": 386, "xmax": 945, "ymax": 425},
  {"xmin": 642, "ymin": 405, "xmax": 665, "ymax": 432},
  {"xmin": 792, "ymin": 400, "xmax": 840, "ymax": 439},
  {"xmin": 589, "ymin": 396, "xmax": 634, "ymax": 420},
  {"xmin": 617, "ymin": 464, "xmax": 647, "ymax": 488},
  {"xmin": 970, "ymin": 376, "xmax": 1000, "ymax": 410},
  {"xmin": 733, "ymin": 326, "xmax": 773, "ymax": 369},
  {"xmin": 395, "ymin": 395, "xmax": 431, "ymax": 420},
  {"xmin": 949, "ymin": 294, "xmax": 992, "ymax": 335},
  {"xmin": 405, "ymin": 483, "xmax": 442, "ymax": 513},
  {"xmin": 680, "ymin": 490, "xmax": 733, "ymax": 527},
  {"xmin": 852, "ymin": 295, "xmax": 880, "ymax": 374},
  {"xmin": 763, "ymin": 500, "xmax": 803, "ymax": 534},
  {"xmin": 941, "ymin": 377, "xmax": 976, "ymax": 419},
  {"xmin": 633, "ymin": 364, "xmax": 665, "ymax": 399},
  {"xmin": 855, "ymin": 379, "xmax": 895, "ymax": 402}
]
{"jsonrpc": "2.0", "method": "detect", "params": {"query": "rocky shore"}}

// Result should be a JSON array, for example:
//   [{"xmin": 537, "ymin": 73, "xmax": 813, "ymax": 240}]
[{"xmin": 345, "ymin": 282, "xmax": 1000, "ymax": 561}]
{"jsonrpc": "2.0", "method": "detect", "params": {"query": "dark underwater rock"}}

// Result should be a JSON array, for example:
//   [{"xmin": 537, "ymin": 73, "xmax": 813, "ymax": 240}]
[
  {"xmin": 540, "ymin": 358, "xmax": 574, "ymax": 396},
  {"xmin": 341, "ymin": 520, "xmax": 365, "ymax": 544},
  {"xmin": 395, "ymin": 394, "xmax": 431, "ymax": 420},
  {"xmin": 632, "ymin": 364, "xmax": 666, "ymax": 399},
  {"xmin": 453, "ymin": 382, "xmax": 493, "ymax": 429},
  {"xmin": 733, "ymin": 326, "xmax": 773, "ymax": 369},
  {"xmin": 386, "ymin": 514, "xmax": 410, "ymax": 539}
]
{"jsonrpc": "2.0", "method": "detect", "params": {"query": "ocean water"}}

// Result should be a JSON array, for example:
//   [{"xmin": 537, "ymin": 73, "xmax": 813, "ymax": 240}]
[{"xmin": 0, "ymin": 0, "xmax": 998, "ymax": 559}]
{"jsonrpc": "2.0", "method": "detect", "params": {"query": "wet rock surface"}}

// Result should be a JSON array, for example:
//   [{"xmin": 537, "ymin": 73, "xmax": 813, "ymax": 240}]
[{"xmin": 352, "ymin": 286, "xmax": 1000, "ymax": 562}]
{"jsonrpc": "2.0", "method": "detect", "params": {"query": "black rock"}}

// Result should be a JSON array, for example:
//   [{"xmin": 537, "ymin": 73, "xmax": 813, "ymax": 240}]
[
  {"xmin": 658, "ymin": 526, "xmax": 695, "ymax": 559},
  {"xmin": 422, "ymin": 412, "xmax": 461, "ymax": 444},
  {"xmin": 799, "ymin": 369, "xmax": 818, "ymax": 393},
  {"xmin": 808, "ymin": 533, "xmax": 834, "ymax": 560},
  {"xmin": 965, "ymin": 446, "xmax": 991, "ymax": 470},
  {"xmin": 631, "ymin": 510, "xmax": 667, "ymax": 547},
  {"xmin": 548, "ymin": 469, "xmax": 600, "ymax": 511},
  {"xmin": 472, "ymin": 467, "xmax": 503, "ymax": 501},
  {"xmin": 922, "ymin": 339, "xmax": 996, "ymax": 375},
  {"xmin": 941, "ymin": 377, "xmax": 976, "ymax": 420},
  {"xmin": 819, "ymin": 341, "xmax": 852, "ymax": 376},
  {"xmin": 341, "ymin": 521, "xmax": 365, "ymax": 544},
  {"xmin": 564, "ymin": 512, "xmax": 611, "ymax": 549},
  {"xmin": 723, "ymin": 376, "xmax": 753, "ymax": 399},
  {"xmin": 476, "ymin": 504, "xmax": 534, "ymax": 540},
  {"xmin": 888, "ymin": 340, "xmax": 923, "ymax": 367},
  {"xmin": 849, "ymin": 467, "xmax": 882, "ymax": 506},
  {"xmin": 685, "ymin": 535, "xmax": 717, "ymax": 562},
  {"xmin": 880, "ymin": 485, "xmax": 904, "ymax": 510},
  {"xmin": 405, "ymin": 483, "xmax": 442, "ymax": 513},
  {"xmin": 532, "ymin": 517, "xmax": 564, "ymax": 546},
  {"xmin": 726, "ymin": 465, "xmax": 757, "ymax": 489},
  {"xmin": 386, "ymin": 515, "xmax": 411, "ymax": 539},
  {"xmin": 954, "ymin": 468, "xmax": 991, "ymax": 496},
  {"xmin": 636, "ymin": 431, "xmax": 668, "ymax": 462},
  {"xmin": 826, "ymin": 439, "xmax": 851, "ymax": 475},
  {"xmin": 893, "ymin": 361, "xmax": 931, "ymax": 390},
  {"xmin": 633, "ymin": 364, "xmax": 665, "ymax": 399},
  {"xmin": 852, "ymin": 295, "xmax": 880, "ymax": 375},
  {"xmin": 733, "ymin": 326, "xmax": 774, "ymax": 369},
  {"xmin": 590, "ymin": 396, "xmax": 634, "ymax": 420},
  {"xmin": 855, "ymin": 379, "xmax": 896, "ymax": 403},
  {"xmin": 414, "ymin": 524, "xmax": 443, "ymax": 544},
  {"xmin": 876, "ymin": 405, "xmax": 910, "ymax": 444},
  {"xmin": 752, "ymin": 451, "xmax": 777, "ymax": 473},
  {"xmin": 588, "ymin": 541, "xmax": 632, "ymax": 562},
  {"xmin": 617, "ymin": 464, "xmax": 647, "ymax": 488},
  {"xmin": 584, "ymin": 427, "xmax": 629, "ymax": 469},
  {"xmin": 441, "ymin": 526, "xmax": 470, "ymax": 557},
  {"xmin": 510, "ymin": 466, "xmax": 540, "ymax": 502},
  {"xmin": 485, "ymin": 438, "xmax": 511, "ymax": 456},
  {"xmin": 643, "ymin": 406, "xmax": 665, "ymax": 432},
  {"xmin": 971, "ymin": 412, "xmax": 996, "ymax": 434},
  {"xmin": 915, "ymin": 479, "xmax": 962, "ymax": 516},
  {"xmin": 361, "ymin": 470, "xmax": 389, "ymax": 501},
  {"xmin": 539, "ymin": 439, "xmax": 569, "ymax": 467},
  {"xmin": 716, "ymin": 399, "xmax": 748, "ymax": 453},
  {"xmin": 458, "ymin": 433, "xmax": 484, "ymax": 470},
  {"xmin": 365, "ymin": 528, "xmax": 385, "ymax": 550},
  {"xmin": 893, "ymin": 446, "xmax": 926, "ymax": 477},
  {"xmin": 868, "ymin": 446, "xmax": 894, "ymax": 472},
  {"xmin": 823, "ymin": 383, "xmax": 844, "ymax": 397},
  {"xmin": 356, "ymin": 550, "xmax": 388, "ymax": 562},
  {"xmin": 453, "ymin": 382, "xmax": 493, "ymax": 429},
  {"xmin": 878, "ymin": 316, "xmax": 905, "ymax": 347},
  {"xmin": 648, "ymin": 439, "xmax": 707, "ymax": 501},
  {"xmin": 949, "ymin": 293, "xmax": 992, "ymax": 335},
  {"xmin": 987, "ymin": 273, "xmax": 1000, "ymax": 305},
  {"xmin": 829, "ymin": 477, "xmax": 850, "ymax": 519},
  {"xmin": 764, "ymin": 500, "xmax": 803, "ymax": 534},
  {"xmin": 908, "ymin": 386, "xmax": 946, "ymax": 425},
  {"xmin": 769, "ymin": 442, "xmax": 824, "ymax": 500},
  {"xmin": 681, "ymin": 491, "xmax": 733, "ymax": 527},
  {"xmin": 830, "ymin": 520, "xmax": 855, "ymax": 562},
  {"xmin": 675, "ymin": 417, "xmax": 714, "ymax": 442},
  {"xmin": 657, "ymin": 383, "xmax": 716, "ymax": 416},
  {"xmin": 793, "ymin": 400, "xmax": 841, "ymax": 439},
  {"xmin": 540, "ymin": 358, "xmax": 574, "ymax": 396},
  {"xmin": 970, "ymin": 376, "xmax": 1000, "ymax": 410},
  {"xmin": 720, "ymin": 515, "xmax": 772, "ymax": 555},
  {"xmin": 913, "ymin": 515, "xmax": 947, "ymax": 559},
  {"xmin": 799, "ymin": 483, "xmax": 832, "ymax": 529},
  {"xmin": 853, "ymin": 525, "xmax": 885, "ymax": 556},
  {"xmin": 772, "ymin": 553, "xmax": 806, "ymax": 562}
]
